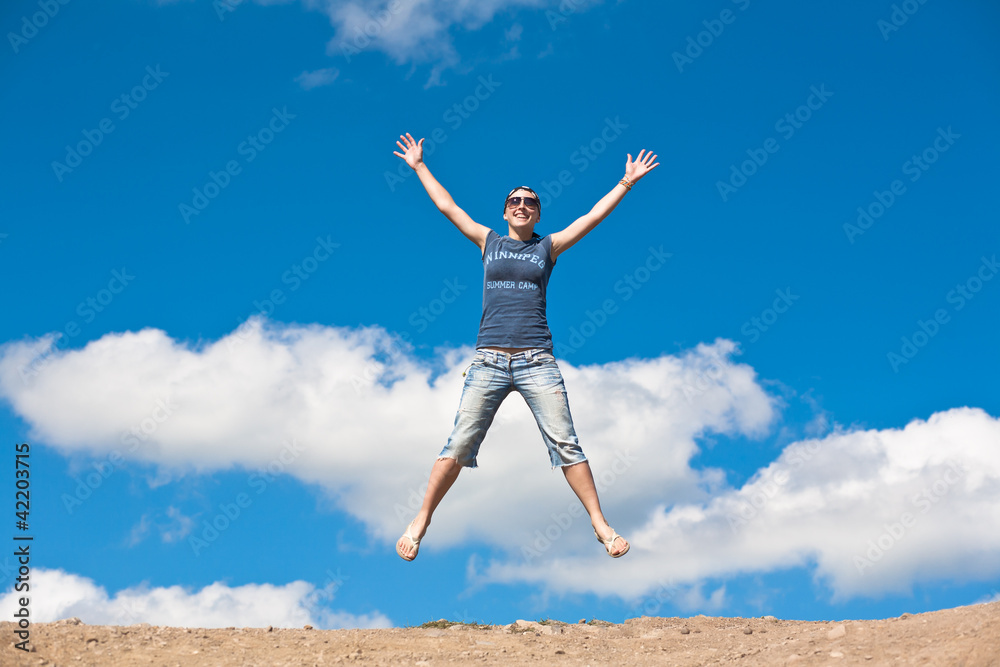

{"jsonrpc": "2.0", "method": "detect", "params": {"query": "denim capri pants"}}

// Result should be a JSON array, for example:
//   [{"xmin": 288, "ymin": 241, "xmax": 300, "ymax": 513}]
[{"xmin": 438, "ymin": 348, "xmax": 588, "ymax": 469}]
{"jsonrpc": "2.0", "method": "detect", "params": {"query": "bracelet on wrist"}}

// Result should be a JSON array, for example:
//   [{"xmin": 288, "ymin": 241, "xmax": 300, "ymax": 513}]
[{"xmin": 619, "ymin": 177, "xmax": 633, "ymax": 190}]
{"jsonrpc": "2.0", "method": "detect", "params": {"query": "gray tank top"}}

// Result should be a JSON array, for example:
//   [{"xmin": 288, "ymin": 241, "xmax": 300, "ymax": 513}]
[{"xmin": 475, "ymin": 230, "xmax": 556, "ymax": 350}]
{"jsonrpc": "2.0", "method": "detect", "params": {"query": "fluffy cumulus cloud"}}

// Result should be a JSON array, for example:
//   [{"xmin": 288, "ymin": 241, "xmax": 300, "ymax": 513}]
[
  {"xmin": 0, "ymin": 568, "xmax": 390, "ymax": 629},
  {"xmin": 305, "ymin": 0, "xmax": 601, "ymax": 85},
  {"xmin": 183, "ymin": 0, "xmax": 601, "ymax": 86},
  {"xmin": 0, "ymin": 321, "xmax": 773, "ymax": 547},
  {"xmin": 481, "ymin": 407, "xmax": 1000, "ymax": 604},
  {"xmin": 2, "ymin": 321, "xmax": 999, "ymax": 604}
]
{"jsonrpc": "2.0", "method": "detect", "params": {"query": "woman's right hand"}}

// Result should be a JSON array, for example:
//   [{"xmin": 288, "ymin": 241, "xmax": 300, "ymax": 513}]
[{"xmin": 393, "ymin": 132, "xmax": 424, "ymax": 170}]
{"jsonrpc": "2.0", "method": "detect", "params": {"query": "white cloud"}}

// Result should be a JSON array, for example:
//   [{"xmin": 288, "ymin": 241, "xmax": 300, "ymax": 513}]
[
  {"xmin": 480, "ymin": 407, "xmax": 1000, "ymax": 604},
  {"xmin": 159, "ymin": 1, "xmax": 601, "ymax": 86},
  {"xmin": 0, "ymin": 322, "xmax": 774, "ymax": 546},
  {"xmin": 161, "ymin": 506, "xmax": 195, "ymax": 542},
  {"xmin": 158, "ymin": 1, "xmax": 600, "ymax": 84},
  {"xmin": 678, "ymin": 583, "xmax": 727, "ymax": 613},
  {"xmin": 0, "ymin": 568, "xmax": 390, "ymax": 629},
  {"xmin": 3, "ymin": 322, "xmax": 998, "ymax": 606},
  {"xmin": 308, "ymin": 0, "xmax": 601, "ymax": 85},
  {"xmin": 126, "ymin": 507, "xmax": 195, "ymax": 546},
  {"xmin": 295, "ymin": 67, "xmax": 340, "ymax": 89},
  {"xmin": 975, "ymin": 591, "xmax": 1000, "ymax": 605}
]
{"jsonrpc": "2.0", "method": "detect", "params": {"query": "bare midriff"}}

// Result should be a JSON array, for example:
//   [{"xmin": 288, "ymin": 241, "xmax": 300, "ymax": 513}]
[{"xmin": 481, "ymin": 347, "xmax": 533, "ymax": 353}]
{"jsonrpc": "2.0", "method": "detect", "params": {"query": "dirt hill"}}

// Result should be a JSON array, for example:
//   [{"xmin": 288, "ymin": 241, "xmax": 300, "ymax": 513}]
[{"xmin": 3, "ymin": 600, "xmax": 998, "ymax": 666}]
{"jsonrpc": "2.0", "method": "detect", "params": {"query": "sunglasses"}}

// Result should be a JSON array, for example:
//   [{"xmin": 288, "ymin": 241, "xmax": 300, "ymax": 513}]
[{"xmin": 505, "ymin": 196, "xmax": 539, "ymax": 210}]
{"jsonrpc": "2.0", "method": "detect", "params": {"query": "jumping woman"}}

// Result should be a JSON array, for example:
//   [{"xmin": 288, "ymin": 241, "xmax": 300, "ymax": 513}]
[{"xmin": 392, "ymin": 132, "xmax": 658, "ymax": 561}]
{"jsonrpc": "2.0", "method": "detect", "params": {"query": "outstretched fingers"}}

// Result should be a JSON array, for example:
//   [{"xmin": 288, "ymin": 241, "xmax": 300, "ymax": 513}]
[
  {"xmin": 393, "ymin": 134, "xmax": 409, "ymax": 158},
  {"xmin": 393, "ymin": 133, "xmax": 425, "ymax": 166},
  {"xmin": 394, "ymin": 132, "xmax": 418, "ymax": 149},
  {"xmin": 637, "ymin": 148, "xmax": 660, "ymax": 172},
  {"xmin": 623, "ymin": 148, "xmax": 660, "ymax": 184},
  {"xmin": 627, "ymin": 149, "xmax": 658, "ymax": 168}
]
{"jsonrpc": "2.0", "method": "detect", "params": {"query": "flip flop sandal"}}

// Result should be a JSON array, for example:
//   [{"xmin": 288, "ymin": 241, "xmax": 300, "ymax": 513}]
[
  {"xmin": 594, "ymin": 527, "xmax": 630, "ymax": 558},
  {"xmin": 397, "ymin": 521, "xmax": 421, "ymax": 561}
]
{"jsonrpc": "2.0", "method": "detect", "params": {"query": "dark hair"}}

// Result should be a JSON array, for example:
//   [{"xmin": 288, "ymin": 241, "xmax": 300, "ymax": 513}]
[{"xmin": 503, "ymin": 185, "xmax": 541, "ymax": 217}]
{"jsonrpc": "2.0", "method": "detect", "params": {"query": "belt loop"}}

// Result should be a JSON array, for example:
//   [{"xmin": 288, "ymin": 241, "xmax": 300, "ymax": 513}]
[{"xmin": 526, "ymin": 349, "xmax": 534, "ymax": 362}]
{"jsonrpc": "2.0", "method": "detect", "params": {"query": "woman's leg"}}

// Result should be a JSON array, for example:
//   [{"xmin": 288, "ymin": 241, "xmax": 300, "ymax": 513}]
[
  {"xmin": 562, "ymin": 461, "xmax": 629, "ymax": 556},
  {"xmin": 398, "ymin": 351, "xmax": 511, "ymax": 560},
  {"xmin": 514, "ymin": 351, "xmax": 629, "ymax": 556},
  {"xmin": 396, "ymin": 456, "xmax": 462, "ymax": 560}
]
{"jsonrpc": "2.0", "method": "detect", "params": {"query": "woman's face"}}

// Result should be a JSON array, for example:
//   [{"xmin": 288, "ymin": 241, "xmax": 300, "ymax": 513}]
[{"xmin": 504, "ymin": 189, "xmax": 540, "ymax": 230}]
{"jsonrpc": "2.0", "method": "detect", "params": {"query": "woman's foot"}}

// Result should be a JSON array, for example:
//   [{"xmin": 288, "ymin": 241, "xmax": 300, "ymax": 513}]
[
  {"xmin": 396, "ymin": 517, "xmax": 428, "ymax": 561},
  {"xmin": 594, "ymin": 524, "xmax": 630, "ymax": 557}
]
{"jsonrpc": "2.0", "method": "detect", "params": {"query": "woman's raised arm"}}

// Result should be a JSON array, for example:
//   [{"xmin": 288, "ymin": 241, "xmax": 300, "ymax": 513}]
[
  {"xmin": 394, "ymin": 133, "xmax": 491, "ymax": 252},
  {"xmin": 550, "ymin": 149, "xmax": 659, "ymax": 260}
]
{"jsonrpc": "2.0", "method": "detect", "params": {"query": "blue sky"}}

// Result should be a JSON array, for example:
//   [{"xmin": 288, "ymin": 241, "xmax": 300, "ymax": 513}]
[{"xmin": 2, "ymin": 0, "xmax": 999, "ymax": 629}]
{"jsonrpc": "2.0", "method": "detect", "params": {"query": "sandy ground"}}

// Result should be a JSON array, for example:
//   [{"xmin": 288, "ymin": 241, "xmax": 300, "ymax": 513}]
[{"xmin": 3, "ymin": 601, "xmax": 998, "ymax": 666}]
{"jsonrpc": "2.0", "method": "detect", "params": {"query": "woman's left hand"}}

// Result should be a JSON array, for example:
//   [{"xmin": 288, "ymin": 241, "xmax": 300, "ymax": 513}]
[{"xmin": 624, "ymin": 149, "xmax": 660, "ymax": 184}]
